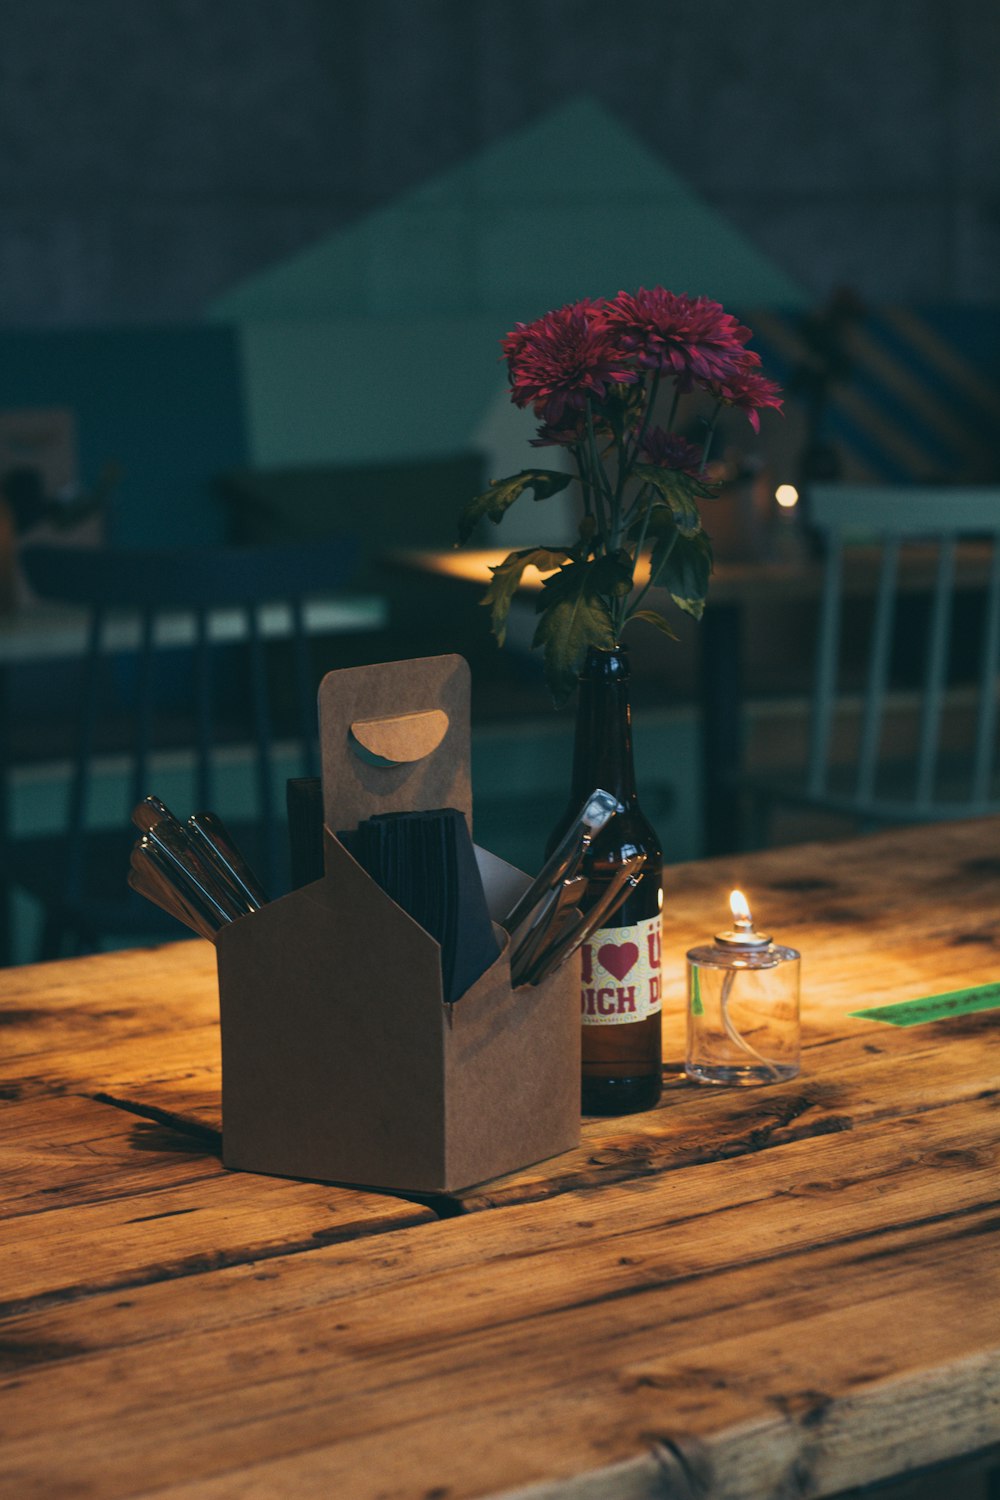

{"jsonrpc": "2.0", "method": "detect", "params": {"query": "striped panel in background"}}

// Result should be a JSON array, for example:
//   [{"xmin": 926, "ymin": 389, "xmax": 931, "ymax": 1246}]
[{"xmin": 744, "ymin": 305, "xmax": 1000, "ymax": 485}]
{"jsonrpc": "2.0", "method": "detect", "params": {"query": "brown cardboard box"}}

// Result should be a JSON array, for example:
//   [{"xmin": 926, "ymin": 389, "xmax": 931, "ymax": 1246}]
[{"xmin": 216, "ymin": 654, "xmax": 580, "ymax": 1194}]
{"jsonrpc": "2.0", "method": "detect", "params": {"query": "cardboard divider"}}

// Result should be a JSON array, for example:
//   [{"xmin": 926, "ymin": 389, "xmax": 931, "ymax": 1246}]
[{"xmin": 215, "ymin": 654, "xmax": 580, "ymax": 1194}]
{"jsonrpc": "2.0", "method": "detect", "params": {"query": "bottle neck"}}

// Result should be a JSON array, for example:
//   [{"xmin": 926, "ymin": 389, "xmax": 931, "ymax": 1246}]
[{"xmin": 570, "ymin": 646, "xmax": 638, "ymax": 808}]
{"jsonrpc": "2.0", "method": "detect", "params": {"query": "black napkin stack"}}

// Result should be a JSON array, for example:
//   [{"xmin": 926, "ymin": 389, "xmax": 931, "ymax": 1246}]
[
  {"xmin": 286, "ymin": 777, "xmax": 325, "ymax": 889},
  {"xmin": 339, "ymin": 808, "xmax": 500, "ymax": 1003}
]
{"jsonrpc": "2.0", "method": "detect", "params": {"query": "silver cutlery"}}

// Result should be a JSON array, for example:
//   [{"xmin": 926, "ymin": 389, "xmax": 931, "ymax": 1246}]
[
  {"xmin": 520, "ymin": 853, "xmax": 646, "ymax": 986},
  {"xmin": 188, "ymin": 810, "xmax": 269, "ymax": 909},
  {"xmin": 131, "ymin": 795, "xmax": 264, "ymax": 918},
  {"xmin": 128, "ymin": 846, "xmax": 220, "ymax": 943},
  {"xmin": 503, "ymin": 788, "xmax": 623, "ymax": 939},
  {"xmin": 128, "ymin": 795, "xmax": 269, "ymax": 940},
  {"xmin": 510, "ymin": 874, "xmax": 587, "ymax": 987}
]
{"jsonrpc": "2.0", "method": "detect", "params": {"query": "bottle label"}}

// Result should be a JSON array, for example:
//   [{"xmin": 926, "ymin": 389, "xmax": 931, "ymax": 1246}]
[{"xmin": 580, "ymin": 916, "xmax": 662, "ymax": 1026}]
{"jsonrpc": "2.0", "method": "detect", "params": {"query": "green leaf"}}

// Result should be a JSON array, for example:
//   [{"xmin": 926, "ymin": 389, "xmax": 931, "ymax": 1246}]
[
  {"xmin": 586, "ymin": 550, "xmax": 634, "ymax": 600},
  {"xmin": 626, "ymin": 608, "xmax": 680, "ymax": 641},
  {"xmin": 457, "ymin": 469, "xmax": 573, "ymax": 544},
  {"xmin": 535, "ymin": 553, "xmax": 632, "ymax": 612},
  {"xmin": 628, "ymin": 500, "xmax": 679, "ymax": 547},
  {"xmin": 631, "ymin": 464, "xmax": 719, "ymax": 537},
  {"xmin": 662, "ymin": 531, "xmax": 714, "ymax": 617},
  {"xmin": 481, "ymin": 547, "xmax": 570, "ymax": 646},
  {"xmin": 643, "ymin": 520, "xmax": 713, "ymax": 608},
  {"xmin": 647, "ymin": 518, "xmax": 679, "ymax": 589},
  {"xmin": 671, "ymin": 593, "xmax": 707, "ymax": 621},
  {"xmin": 533, "ymin": 588, "xmax": 616, "ymax": 704},
  {"xmin": 531, "ymin": 558, "xmax": 622, "ymax": 702}
]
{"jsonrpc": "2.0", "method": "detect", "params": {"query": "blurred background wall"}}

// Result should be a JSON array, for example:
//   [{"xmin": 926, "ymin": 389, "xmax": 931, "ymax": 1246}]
[
  {"xmin": 2, "ymin": 0, "xmax": 997, "ymax": 325},
  {"xmin": 1, "ymin": 0, "xmax": 999, "ymax": 942},
  {"xmin": 2, "ymin": 0, "xmax": 997, "ymax": 549}
]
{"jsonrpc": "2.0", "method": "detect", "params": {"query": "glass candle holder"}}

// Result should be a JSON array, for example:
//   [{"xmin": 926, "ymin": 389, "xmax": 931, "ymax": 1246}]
[{"xmin": 686, "ymin": 890, "xmax": 800, "ymax": 1086}]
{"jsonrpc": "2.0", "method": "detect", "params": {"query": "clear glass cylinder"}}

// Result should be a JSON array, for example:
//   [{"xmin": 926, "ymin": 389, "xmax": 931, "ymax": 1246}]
[{"xmin": 686, "ymin": 940, "xmax": 800, "ymax": 1086}]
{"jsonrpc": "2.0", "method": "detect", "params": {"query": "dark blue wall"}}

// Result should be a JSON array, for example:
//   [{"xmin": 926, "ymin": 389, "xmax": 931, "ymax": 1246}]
[
  {"xmin": 0, "ymin": 0, "xmax": 996, "ymax": 324},
  {"xmin": 0, "ymin": 327, "xmax": 248, "ymax": 543}
]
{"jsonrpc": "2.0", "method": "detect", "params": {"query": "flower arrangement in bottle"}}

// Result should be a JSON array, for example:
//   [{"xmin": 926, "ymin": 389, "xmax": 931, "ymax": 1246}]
[{"xmin": 458, "ymin": 287, "xmax": 783, "ymax": 701}]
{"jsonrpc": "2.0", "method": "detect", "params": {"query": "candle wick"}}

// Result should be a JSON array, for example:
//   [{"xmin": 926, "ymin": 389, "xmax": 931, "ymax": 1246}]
[{"xmin": 719, "ymin": 970, "xmax": 782, "ymax": 1081}]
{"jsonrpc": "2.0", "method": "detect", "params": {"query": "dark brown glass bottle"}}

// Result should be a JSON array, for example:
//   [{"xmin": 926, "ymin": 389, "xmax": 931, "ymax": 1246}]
[{"xmin": 547, "ymin": 645, "xmax": 663, "ymax": 1115}]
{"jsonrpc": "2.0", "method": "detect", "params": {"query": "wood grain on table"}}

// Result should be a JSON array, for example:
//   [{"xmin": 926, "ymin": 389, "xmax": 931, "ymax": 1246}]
[{"xmin": 1, "ymin": 821, "xmax": 998, "ymax": 1500}]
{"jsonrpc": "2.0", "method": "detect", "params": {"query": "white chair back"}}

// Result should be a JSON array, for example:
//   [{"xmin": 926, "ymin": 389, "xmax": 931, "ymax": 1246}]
[{"xmin": 806, "ymin": 484, "xmax": 1000, "ymax": 821}]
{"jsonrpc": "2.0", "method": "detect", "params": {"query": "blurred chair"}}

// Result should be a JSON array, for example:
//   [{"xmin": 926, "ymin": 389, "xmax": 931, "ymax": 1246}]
[
  {"xmin": 744, "ymin": 485, "xmax": 1000, "ymax": 843},
  {"xmin": 6, "ymin": 538, "xmax": 361, "ymax": 961}
]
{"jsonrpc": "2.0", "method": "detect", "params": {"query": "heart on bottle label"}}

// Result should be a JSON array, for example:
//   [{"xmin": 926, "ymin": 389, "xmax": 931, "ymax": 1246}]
[{"xmin": 597, "ymin": 941, "xmax": 639, "ymax": 981}]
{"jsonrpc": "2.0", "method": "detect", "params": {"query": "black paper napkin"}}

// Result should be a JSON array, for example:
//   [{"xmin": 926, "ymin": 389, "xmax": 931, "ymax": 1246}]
[{"xmin": 338, "ymin": 808, "xmax": 499, "ymax": 1003}]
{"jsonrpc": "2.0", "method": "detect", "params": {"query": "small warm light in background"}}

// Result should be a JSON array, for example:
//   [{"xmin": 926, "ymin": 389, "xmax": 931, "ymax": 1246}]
[{"xmin": 775, "ymin": 483, "xmax": 799, "ymax": 509}]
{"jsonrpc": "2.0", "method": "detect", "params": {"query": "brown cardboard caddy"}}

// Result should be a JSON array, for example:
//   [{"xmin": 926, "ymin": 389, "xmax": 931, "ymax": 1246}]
[{"xmin": 216, "ymin": 654, "xmax": 581, "ymax": 1195}]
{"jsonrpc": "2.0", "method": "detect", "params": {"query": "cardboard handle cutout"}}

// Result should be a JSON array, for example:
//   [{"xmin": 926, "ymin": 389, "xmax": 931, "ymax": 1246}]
[
  {"xmin": 349, "ymin": 709, "xmax": 450, "ymax": 767},
  {"xmin": 319, "ymin": 655, "xmax": 472, "ymax": 835}
]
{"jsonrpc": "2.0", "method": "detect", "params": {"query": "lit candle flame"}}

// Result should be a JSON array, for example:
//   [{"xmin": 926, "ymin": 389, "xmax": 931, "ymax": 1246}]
[
  {"xmin": 775, "ymin": 484, "xmax": 799, "ymax": 509},
  {"xmin": 729, "ymin": 888, "xmax": 753, "ymax": 927}
]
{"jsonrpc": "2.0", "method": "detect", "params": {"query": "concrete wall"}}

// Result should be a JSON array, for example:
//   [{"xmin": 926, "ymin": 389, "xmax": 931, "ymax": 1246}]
[{"xmin": 0, "ymin": 0, "xmax": 996, "ymax": 326}]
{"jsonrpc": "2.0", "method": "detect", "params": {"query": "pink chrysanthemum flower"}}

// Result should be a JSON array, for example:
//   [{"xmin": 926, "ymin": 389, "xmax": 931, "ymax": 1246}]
[
  {"xmin": 502, "ymin": 299, "xmax": 638, "ymax": 425},
  {"xmin": 638, "ymin": 427, "xmax": 703, "ymax": 474},
  {"xmin": 604, "ymin": 287, "xmax": 753, "ymax": 391},
  {"xmin": 711, "ymin": 364, "xmax": 785, "ymax": 433},
  {"xmin": 529, "ymin": 413, "xmax": 591, "ymax": 448}
]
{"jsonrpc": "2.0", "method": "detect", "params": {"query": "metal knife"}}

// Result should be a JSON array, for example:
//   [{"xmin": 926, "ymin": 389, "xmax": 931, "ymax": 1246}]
[
  {"xmin": 128, "ymin": 855, "xmax": 219, "ymax": 943},
  {"xmin": 129, "ymin": 841, "xmax": 223, "ymax": 941},
  {"xmin": 511, "ymin": 874, "xmax": 587, "ymax": 986},
  {"xmin": 188, "ymin": 811, "xmax": 269, "ymax": 909},
  {"xmin": 522, "ymin": 853, "xmax": 646, "ymax": 986},
  {"xmin": 131, "ymin": 796, "xmax": 257, "ymax": 918},
  {"xmin": 503, "ymin": 788, "xmax": 624, "ymax": 938},
  {"xmin": 137, "ymin": 827, "xmax": 239, "ymax": 928}
]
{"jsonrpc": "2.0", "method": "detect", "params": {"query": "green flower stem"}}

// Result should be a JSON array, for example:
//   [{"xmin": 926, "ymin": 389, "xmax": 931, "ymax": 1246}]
[
  {"xmin": 699, "ymin": 401, "xmax": 723, "ymax": 474},
  {"xmin": 571, "ymin": 444, "xmax": 594, "ymax": 525},
  {"xmin": 630, "ymin": 371, "xmax": 660, "ymax": 464},
  {"xmin": 609, "ymin": 490, "xmax": 622, "ymax": 555},
  {"xmin": 621, "ymin": 475, "xmax": 653, "ymax": 527},
  {"xmin": 615, "ymin": 486, "xmax": 654, "ymax": 637},
  {"xmin": 576, "ymin": 441, "xmax": 604, "ymax": 548},
  {"xmin": 612, "ymin": 431, "xmax": 628, "ymax": 543},
  {"xmin": 585, "ymin": 400, "xmax": 614, "ymax": 552},
  {"xmin": 626, "ymin": 528, "xmax": 678, "ymax": 620},
  {"xmin": 630, "ymin": 485, "xmax": 655, "ymax": 570}
]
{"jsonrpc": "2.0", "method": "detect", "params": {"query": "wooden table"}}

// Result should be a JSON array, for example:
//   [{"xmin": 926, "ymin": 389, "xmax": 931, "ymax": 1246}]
[
  {"xmin": 387, "ymin": 547, "xmax": 999, "ymax": 856},
  {"xmin": 2, "ymin": 819, "xmax": 999, "ymax": 1499}
]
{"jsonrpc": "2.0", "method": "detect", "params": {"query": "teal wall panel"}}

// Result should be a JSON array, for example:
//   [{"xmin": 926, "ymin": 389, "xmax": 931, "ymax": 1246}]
[
  {"xmin": 211, "ymin": 100, "xmax": 804, "ymax": 476},
  {"xmin": 210, "ymin": 99, "xmax": 806, "ymax": 324},
  {"xmin": 0, "ymin": 326, "xmax": 249, "ymax": 545}
]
